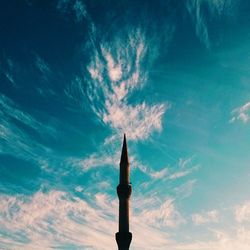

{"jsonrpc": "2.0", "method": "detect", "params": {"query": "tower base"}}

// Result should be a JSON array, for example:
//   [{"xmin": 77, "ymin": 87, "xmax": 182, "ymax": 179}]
[{"xmin": 115, "ymin": 232, "xmax": 132, "ymax": 250}]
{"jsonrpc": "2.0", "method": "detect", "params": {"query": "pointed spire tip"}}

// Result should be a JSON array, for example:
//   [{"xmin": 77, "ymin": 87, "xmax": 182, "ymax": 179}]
[{"xmin": 120, "ymin": 133, "xmax": 129, "ymax": 164}]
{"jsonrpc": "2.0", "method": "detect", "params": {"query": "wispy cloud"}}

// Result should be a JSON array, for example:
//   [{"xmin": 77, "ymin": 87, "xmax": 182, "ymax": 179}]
[
  {"xmin": 142, "ymin": 156, "xmax": 198, "ymax": 183},
  {"xmin": 230, "ymin": 101, "xmax": 250, "ymax": 123},
  {"xmin": 174, "ymin": 179, "xmax": 197, "ymax": 199},
  {"xmin": 0, "ymin": 93, "xmax": 54, "ymax": 160},
  {"xmin": 1, "ymin": 167, "xmax": 249, "ymax": 249},
  {"xmin": 0, "ymin": 190, "xmax": 185, "ymax": 250},
  {"xmin": 186, "ymin": 0, "xmax": 237, "ymax": 48},
  {"xmin": 33, "ymin": 55, "xmax": 59, "ymax": 98},
  {"xmin": 35, "ymin": 55, "xmax": 51, "ymax": 80},
  {"xmin": 150, "ymin": 168, "xmax": 169, "ymax": 179},
  {"xmin": 235, "ymin": 200, "xmax": 250, "ymax": 223},
  {"xmin": 0, "ymin": 191, "xmax": 117, "ymax": 249},
  {"xmin": 73, "ymin": 0, "xmax": 87, "ymax": 22},
  {"xmin": 192, "ymin": 210, "xmax": 219, "ymax": 225},
  {"xmin": 175, "ymin": 227, "xmax": 250, "ymax": 250},
  {"xmin": 0, "ymin": 93, "xmax": 85, "ymax": 192},
  {"xmin": 81, "ymin": 29, "xmax": 169, "ymax": 141},
  {"xmin": 135, "ymin": 198, "xmax": 185, "ymax": 228},
  {"xmin": 0, "ymin": 58, "xmax": 16, "ymax": 86},
  {"xmin": 68, "ymin": 149, "xmax": 120, "ymax": 171},
  {"xmin": 57, "ymin": 0, "xmax": 87, "ymax": 23},
  {"xmin": 165, "ymin": 156, "xmax": 199, "ymax": 180}
]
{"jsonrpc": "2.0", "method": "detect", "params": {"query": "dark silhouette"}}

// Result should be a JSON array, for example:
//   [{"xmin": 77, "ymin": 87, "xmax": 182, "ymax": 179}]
[{"xmin": 115, "ymin": 134, "xmax": 132, "ymax": 250}]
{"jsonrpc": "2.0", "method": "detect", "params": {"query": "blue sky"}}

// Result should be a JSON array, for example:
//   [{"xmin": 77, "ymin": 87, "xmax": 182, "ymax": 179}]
[{"xmin": 1, "ymin": 0, "xmax": 250, "ymax": 249}]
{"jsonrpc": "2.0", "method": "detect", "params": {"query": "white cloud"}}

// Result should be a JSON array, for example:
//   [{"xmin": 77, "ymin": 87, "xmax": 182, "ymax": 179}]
[
  {"xmin": 103, "ymin": 102, "xmax": 166, "ymax": 141},
  {"xmin": 136, "ymin": 198, "xmax": 185, "ymax": 228},
  {"xmin": 230, "ymin": 101, "xmax": 250, "ymax": 123},
  {"xmin": 0, "ymin": 190, "xmax": 184, "ymax": 250},
  {"xmin": 175, "ymin": 227, "xmax": 250, "ymax": 250},
  {"xmin": 144, "ymin": 156, "xmax": 197, "ymax": 181},
  {"xmin": 168, "ymin": 156, "xmax": 199, "ymax": 180},
  {"xmin": 150, "ymin": 168, "xmax": 168, "ymax": 179},
  {"xmin": 169, "ymin": 170, "xmax": 193, "ymax": 179},
  {"xmin": 68, "ymin": 149, "xmax": 120, "ymax": 172},
  {"xmin": 235, "ymin": 200, "xmax": 250, "ymax": 223},
  {"xmin": 179, "ymin": 156, "xmax": 194, "ymax": 169},
  {"xmin": 0, "ymin": 191, "xmax": 118, "ymax": 249},
  {"xmin": 75, "ymin": 186, "xmax": 84, "ymax": 192},
  {"xmin": 192, "ymin": 210, "xmax": 219, "ymax": 225},
  {"xmin": 174, "ymin": 179, "xmax": 197, "ymax": 199},
  {"xmin": 2, "ymin": 190, "xmax": 250, "ymax": 250},
  {"xmin": 80, "ymin": 153, "xmax": 115, "ymax": 170},
  {"xmin": 102, "ymin": 48, "xmax": 122, "ymax": 82},
  {"xmin": 136, "ymin": 156, "xmax": 198, "ymax": 184},
  {"xmin": 84, "ymin": 29, "xmax": 168, "ymax": 141}
]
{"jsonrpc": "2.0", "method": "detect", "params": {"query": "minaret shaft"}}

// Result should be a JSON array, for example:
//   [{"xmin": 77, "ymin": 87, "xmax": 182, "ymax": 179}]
[
  {"xmin": 116, "ymin": 134, "xmax": 132, "ymax": 250},
  {"xmin": 119, "ymin": 162, "xmax": 130, "ymax": 185},
  {"xmin": 118, "ymin": 189, "xmax": 130, "ymax": 232}
]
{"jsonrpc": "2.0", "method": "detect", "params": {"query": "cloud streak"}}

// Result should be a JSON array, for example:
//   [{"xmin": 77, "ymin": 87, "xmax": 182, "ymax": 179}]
[
  {"xmin": 230, "ymin": 101, "xmax": 250, "ymax": 123},
  {"xmin": 57, "ymin": 0, "xmax": 87, "ymax": 23},
  {"xmin": 81, "ymin": 29, "xmax": 169, "ymax": 141},
  {"xmin": 186, "ymin": 0, "xmax": 238, "ymax": 48},
  {"xmin": 0, "ymin": 93, "xmax": 54, "ymax": 161},
  {"xmin": 0, "ymin": 191, "xmax": 117, "ymax": 249},
  {"xmin": 235, "ymin": 200, "xmax": 250, "ymax": 223},
  {"xmin": 192, "ymin": 210, "xmax": 219, "ymax": 225},
  {"xmin": 0, "ymin": 190, "xmax": 184, "ymax": 250},
  {"xmin": 2, "ymin": 190, "xmax": 250, "ymax": 250}
]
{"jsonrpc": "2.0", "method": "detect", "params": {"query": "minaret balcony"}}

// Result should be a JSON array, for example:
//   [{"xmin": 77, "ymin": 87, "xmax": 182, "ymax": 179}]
[{"xmin": 117, "ymin": 184, "xmax": 132, "ymax": 199}]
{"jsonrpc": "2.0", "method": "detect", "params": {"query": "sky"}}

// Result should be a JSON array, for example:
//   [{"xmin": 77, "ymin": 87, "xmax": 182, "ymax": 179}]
[{"xmin": 0, "ymin": 0, "xmax": 250, "ymax": 249}]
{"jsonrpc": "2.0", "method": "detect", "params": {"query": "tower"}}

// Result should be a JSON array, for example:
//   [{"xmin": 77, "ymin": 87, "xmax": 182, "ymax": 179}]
[{"xmin": 115, "ymin": 134, "xmax": 132, "ymax": 250}]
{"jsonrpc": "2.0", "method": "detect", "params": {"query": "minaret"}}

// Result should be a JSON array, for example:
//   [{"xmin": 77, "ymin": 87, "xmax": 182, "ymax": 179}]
[{"xmin": 115, "ymin": 134, "xmax": 132, "ymax": 250}]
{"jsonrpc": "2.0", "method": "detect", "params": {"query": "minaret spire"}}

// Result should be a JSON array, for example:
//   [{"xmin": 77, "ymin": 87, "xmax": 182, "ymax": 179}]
[
  {"xmin": 116, "ymin": 134, "xmax": 132, "ymax": 250},
  {"xmin": 120, "ymin": 134, "xmax": 129, "ymax": 165}
]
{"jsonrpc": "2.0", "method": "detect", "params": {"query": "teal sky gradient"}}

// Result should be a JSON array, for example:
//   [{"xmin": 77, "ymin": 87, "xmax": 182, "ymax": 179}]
[{"xmin": 1, "ymin": 1, "xmax": 250, "ymax": 249}]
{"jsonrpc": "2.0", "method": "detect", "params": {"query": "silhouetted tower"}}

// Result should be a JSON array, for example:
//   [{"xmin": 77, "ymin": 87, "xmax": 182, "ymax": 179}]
[{"xmin": 116, "ymin": 134, "xmax": 132, "ymax": 250}]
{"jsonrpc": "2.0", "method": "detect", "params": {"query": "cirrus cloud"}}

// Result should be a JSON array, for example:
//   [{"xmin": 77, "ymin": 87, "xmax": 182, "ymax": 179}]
[
  {"xmin": 84, "ymin": 30, "xmax": 168, "ymax": 141},
  {"xmin": 230, "ymin": 101, "xmax": 250, "ymax": 123}
]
